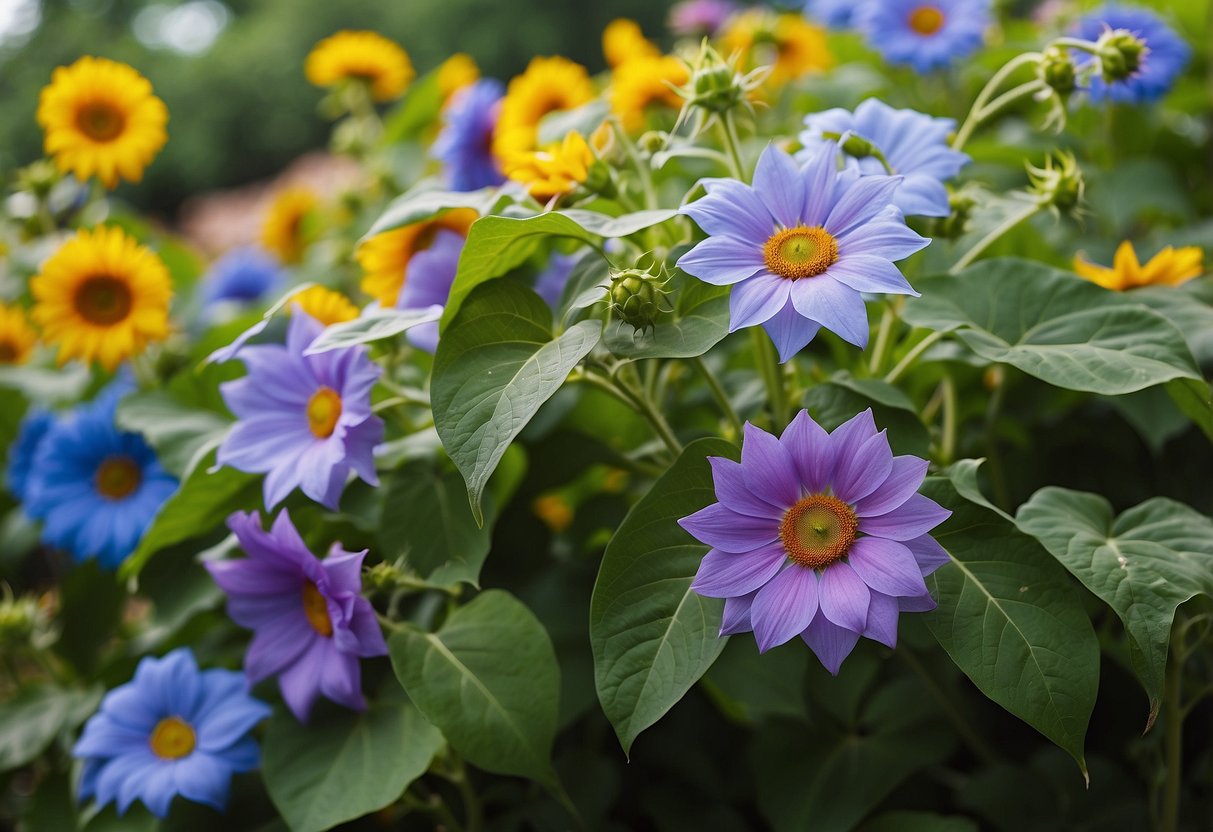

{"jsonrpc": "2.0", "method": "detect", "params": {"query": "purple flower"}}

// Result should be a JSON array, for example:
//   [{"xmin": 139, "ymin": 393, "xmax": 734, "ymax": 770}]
[
  {"xmin": 800, "ymin": 98, "xmax": 969, "ymax": 217},
  {"xmin": 74, "ymin": 648, "xmax": 269, "ymax": 818},
  {"xmin": 395, "ymin": 228, "xmax": 464, "ymax": 352},
  {"xmin": 1075, "ymin": 5, "xmax": 1190, "ymax": 104},
  {"xmin": 534, "ymin": 252, "xmax": 579, "ymax": 308},
  {"xmin": 804, "ymin": 0, "xmax": 855, "ymax": 29},
  {"xmin": 677, "ymin": 142, "xmax": 929, "ymax": 362},
  {"xmin": 668, "ymin": 0, "xmax": 737, "ymax": 37},
  {"xmin": 201, "ymin": 247, "xmax": 286, "ymax": 307},
  {"xmin": 433, "ymin": 79, "xmax": 506, "ymax": 191},
  {"xmin": 216, "ymin": 312, "xmax": 384, "ymax": 510},
  {"xmin": 206, "ymin": 510, "xmax": 388, "ymax": 722},
  {"xmin": 679, "ymin": 410, "xmax": 951, "ymax": 672},
  {"xmin": 856, "ymin": 0, "xmax": 991, "ymax": 73}
]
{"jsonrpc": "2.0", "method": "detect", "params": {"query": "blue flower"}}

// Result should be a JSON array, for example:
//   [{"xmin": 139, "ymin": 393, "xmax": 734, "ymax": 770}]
[
  {"xmin": 394, "ymin": 228, "xmax": 464, "ymax": 352},
  {"xmin": 678, "ymin": 143, "xmax": 929, "ymax": 362},
  {"xmin": 201, "ymin": 247, "xmax": 286, "ymax": 306},
  {"xmin": 74, "ymin": 648, "xmax": 270, "ymax": 818},
  {"xmin": 1075, "ymin": 5, "xmax": 1190, "ymax": 105},
  {"xmin": 5, "ymin": 408, "xmax": 55, "ymax": 502},
  {"xmin": 856, "ymin": 0, "xmax": 990, "ymax": 73},
  {"xmin": 800, "ymin": 98, "xmax": 969, "ymax": 217},
  {"xmin": 432, "ymin": 79, "xmax": 506, "ymax": 192},
  {"xmin": 23, "ymin": 387, "xmax": 177, "ymax": 570},
  {"xmin": 804, "ymin": 0, "xmax": 855, "ymax": 29}
]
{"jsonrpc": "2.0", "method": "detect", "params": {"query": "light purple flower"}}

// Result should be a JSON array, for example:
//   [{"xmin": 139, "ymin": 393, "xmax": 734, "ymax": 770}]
[
  {"xmin": 679, "ymin": 409, "xmax": 951, "ymax": 673},
  {"xmin": 206, "ymin": 510, "xmax": 388, "ymax": 722},
  {"xmin": 677, "ymin": 142, "xmax": 930, "ymax": 362},
  {"xmin": 216, "ymin": 311, "xmax": 384, "ymax": 510},
  {"xmin": 395, "ymin": 228, "xmax": 464, "ymax": 353},
  {"xmin": 804, "ymin": 0, "xmax": 855, "ymax": 29},
  {"xmin": 856, "ymin": 0, "xmax": 991, "ymax": 73},
  {"xmin": 668, "ymin": 0, "xmax": 737, "ymax": 37}
]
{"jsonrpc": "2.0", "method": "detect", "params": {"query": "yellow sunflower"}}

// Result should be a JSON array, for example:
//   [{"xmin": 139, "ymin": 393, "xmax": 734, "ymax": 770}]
[
  {"xmin": 503, "ymin": 132, "xmax": 594, "ymax": 202},
  {"xmin": 603, "ymin": 19, "xmax": 660, "ymax": 68},
  {"xmin": 356, "ymin": 209, "xmax": 478, "ymax": 306},
  {"xmin": 288, "ymin": 286, "xmax": 358, "ymax": 326},
  {"xmin": 720, "ymin": 10, "xmax": 834, "ymax": 87},
  {"xmin": 0, "ymin": 304, "xmax": 37, "ymax": 365},
  {"xmin": 438, "ymin": 53, "xmax": 480, "ymax": 103},
  {"xmin": 260, "ymin": 187, "xmax": 319, "ymax": 265},
  {"xmin": 1074, "ymin": 241, "xmax": 1205, "ymax": 291},
  {"xmin": 36, "ymin": 56, "xmax": 168, "ymax": 190},
  {"xmin": 493, "ymin": 56, "xmax": 596, "ymax": 161},
  {"xmin": 611, "ymin": 54, "xmax": 690, "ymax": 133},
  {"xmin": 31, "ymin": 226, "xmax": 171, "ymax": 370},
  {"xmin": 305, "ymin": 31, "xmax": 414, "ymax": 102}
]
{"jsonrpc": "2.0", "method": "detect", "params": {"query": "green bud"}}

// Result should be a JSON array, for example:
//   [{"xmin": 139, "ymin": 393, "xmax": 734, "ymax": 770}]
[
  {"xmin": 1026, "ymin": 151, "xmax": 1085, "ymax": 216},
  {"xmin": 584, "ymin": 158, "xmax": 615, "ymax": 197},
  {"xmin": 1037, "ymin": 46, "xmax": 1077, "ymax": 96},
  {"xmin": 930, "ymin": 190, "xmax": 977, "ymax": 240},
  {"xmin": 15, "ymin": 159, "xmax": 61, "ymax": 199},
  {"xmin": 1095, "ymin": 29, "xmax": 1147, "ymax": 83},
  {"xmin": 609, "ymin": 265, "xmax": 671, "ymax": 334}
]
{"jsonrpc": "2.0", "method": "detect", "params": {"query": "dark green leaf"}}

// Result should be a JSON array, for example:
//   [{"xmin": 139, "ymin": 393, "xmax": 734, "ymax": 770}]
[
  {"xmin": 604, "ymin": 272, "xmax": 730, "ymax": 360},
  {"xmin": 0, "ymin": 685, "xmax": 101, "ymax": 771},
  {"xmin": 804, "ymin": 374, "xmax": 930, "ymax": 457}
]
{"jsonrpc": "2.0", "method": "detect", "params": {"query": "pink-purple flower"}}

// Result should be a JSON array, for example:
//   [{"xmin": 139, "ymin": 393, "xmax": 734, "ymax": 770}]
[
  {"xmin": 678, "ymin": 409, "xmax": 951, "ymax": 673},
  {"xmin": 206, "ymin": 510, "xmax": 388, "ymax": 722}
]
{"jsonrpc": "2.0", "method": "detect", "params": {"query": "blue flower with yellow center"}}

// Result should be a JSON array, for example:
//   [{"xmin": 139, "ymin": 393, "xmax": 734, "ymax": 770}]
[
  {"xmin": 433, "ymin": 78, "xmax": 506, "ymax": 192},
  {"xmin": 1075, "ymin": 5, "xmax": 1190, "ymax": 105},
  {"xmin": 856, "ymin": 0, "xmax": 990, "ymax": 73}
]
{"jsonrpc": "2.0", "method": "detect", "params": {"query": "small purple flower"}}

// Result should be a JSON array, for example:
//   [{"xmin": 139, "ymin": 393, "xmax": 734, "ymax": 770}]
[
  {"xmin": 1075, "ymin": 5, "xmax": 1190, "ymax": 105},
  {"xmin": 433, "ymin": 79, "xmax": 506, "ymax": 192},
  {"xmin": 678, "ymin": 142, "xmax": 929, "ymax": 362},
  {"xmin": 216, "ymin": 311, "xmax": 384, "ymax": 510},
  {"xmin": 679, "ymin": 410, "xmax": 951, "ymax": 672},
  {"xmin": 856, "ymin": 0, "xmax": 991, "ymax": 73},
  {"xmin": 800, "ymin": 98, "xmax": 969, "ymax": 217},
  {"xmin": 804, "ymin": 0, "xmax": 855, "ymax": 29},
  {"xmin": 668, "ymin": 0, "xmax": 737, "ymax": 37},
  {"xmin": 395, "ymin": 228, "xmax": 464, "ymax": 352},
  {"xmin": 206, "ymin": 510, "xmax": 388, "ymax": 722}
]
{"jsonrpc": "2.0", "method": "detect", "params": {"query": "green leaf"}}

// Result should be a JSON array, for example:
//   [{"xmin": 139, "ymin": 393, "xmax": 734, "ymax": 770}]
[
  {"xmin": 303, "ymin": 305, "xmax": 443, "ymax": 354},
  {"xmin": 1164, "ymin": 377, "xmax": 1213, "ymax": 444},
  {"xmin": 0, "ymin": 685, "xmax": 101, "ymax": 771},
  {"xmin": 703, "ymin": 638, "xmax": 809, "ymax": 723},
  {"xmin": 261, "ymin": 701, "xmax": 443, "ymax": 832},
  {"xmin": 590, "ymin": 437, "xmax": 736, "ymax": 755},
  {"xmin": 116, "ymin": 391, "xmax": 231, "ymax": 480},
  {"xmin": 804, "ymin": 373, "xmax": 930, "ymax": 457},
  {"xmin": 1016, "ymin": 488, "xmax": 1213, "ymax": 729},
  {"xmin": 921, "ymin": 476, "xmax": 1099, "ymax": 778},
  {"xmin": 902, "ymin": 259, "xmax": 1200, "ymax": 394},
  {"xmin": 536, "ymin": 100, "xmax": 610, "ymax": 146},
  {"xmin": 862, "ymin": 812, "xmax": 979, "ymax": 832},
  {"xmin": 380, "ymin": 70, "xmax": 443, "ymax": 144},
  {"xmin": 604, "ymin": 271, "xmax": 730, "ymax": 360},
  {"xmin": 1132, "ymin": 281, "xmax": 1213, "ymax": 365},
  {"xmin": 389, "ymin": 589, "xmax": 561, "ymax": 786},
  {"xmin": 0, "ymin": 362, "xmax": 91, "ymax": 403},
  {"xmin": 432, "ymin": 280, "xmax": 599, "ymax": 524},
  {"xmin": 362, "ymin": 186, "xmax": 507, "ymax": 239}
]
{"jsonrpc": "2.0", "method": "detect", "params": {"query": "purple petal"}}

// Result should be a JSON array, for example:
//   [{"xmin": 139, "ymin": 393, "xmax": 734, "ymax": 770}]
[
  {"xmin": 905, "ymin": 533, "xmax": 950, "ymax": 576},
  {"xmin": 245, "ymin": 616, "xmax": 314, "ymax": 683},
  {"xmin": 217, "ymin": 418, "xmax": 313, "ymax": 473},
  {"xmin": 801, "ymin": 613, "xmax": 860, "ymax": 675},
  {"xmin": 859, "ymin": 494, "xmax": 951, "ymax": 541},
  {"xmin": 753, "ymin": 144, "xmax": 806, "ymax": 228},
  {"xmin": 677, "ymin": 236, "xmax": 765, "ymax": 286},
  {"xmin": 835, "ymin": 212, "xmax": 930, "ymax": 261},
  {"xmin": 826, "ymin": 254, "xmax": 919, "ymax": 296},
  {"xmin": 720, "ymin": 591, "xmax": 757, "ymax": 635},
  {"xmin": 318, "ymin": 650, "xmax": 366, "ymax": 712},
  {"xmin": 853, "ymin": 456, "xmax": 929, "ymax": 517},
  {"xmin": 831, "ymin": 430, "xmax": 893, "ymax": 504},
  {"xmin": 692, "ymin": 543, "xmax": 787, "ymax": 598},
  {"xmin": 762, "ymin": 300, "xmax": 821, "ymax": 363},
  {"xmin": 818, "ymin": 561, "xmax": 870, "ymax": 631},
  {"xmin": 899, "ymin": 592, "xmax": 938, "ymax": 612},
  {"xmin": 862, "ymin": 590, "xmax": 900, "ymax": 648},
  {"xmin": 708, "ymin": 456, "xmax": 784, "ymax": 519},
  {"xmin": 788, "ymin": 276, "xmax": 870, "ymax": 348},
  {"xmin": 685, "ymin": 179, "xmax": 774, "ymax": 241},
  {"xmin": 847, "ymin": 536, "xmax": 928, "ymax": 597},
  {"xmin": 799, "ymin": 142, "xmax": 841, "ymax": 227},
  {"xmin": 750, "ymin": 565, "xmax": 820, "ymax": 652},
  {"xmin": 278, "ymin": 641, "xmax": 326, "ymax": 722},
  {"xmin": 779, "ymin": 409, "xmax": 832, "ymax": 494},
  {"xmin": 741, "ymin": 422, "xmax": 801, "ymax": 507},
  {"xmin": 824, "ymin": 174, "xmax": 902, "ymax": 239},
  {"xmin": 205, "ymin": 558, "xmax": 300, "ymax": 597},
  {"xmin": 678, "ymin": 502, "xmax": 779, "ymax": 553},
  {"xmin": 826, "ymin": 409, "xmax": 877, "ymax": 483},
  {"xmin": 729, "ymin": 274, "xmax": 790, "ymax": 330}
]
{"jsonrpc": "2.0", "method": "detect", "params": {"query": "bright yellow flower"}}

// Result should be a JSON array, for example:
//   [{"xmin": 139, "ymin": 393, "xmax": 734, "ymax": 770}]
[
  {"xmin": 305, "ymin": 31, "xmax": 414, "ymax": 102},
  {"xmin": 1074, "ymin": 241, "xmax": 1205, "ymax": 291},
  {"xmin": 503, "ymin": 132, "xmax": 594, "ymax": 202},
  {"xmin": 603, "ymin": 19, "xmax": 660, "ymax": 68},
  {"xmin": 438, "ymin": 53, "xmax": 480, "ymax": 102},
  {"xmin": 532, "ymin": 494, "xmax": 574, "ymax": 532},
  {"xmin": 36, "ymin": 56, "xmax": 168, "ymax": 189},
  {"xmin": 720, "ymin": 10, "xmax": 833, "ymax": 87},
  {"xmin": 31, "ymin": 226, "xmax": 171, "ymax": 370},
  {"xmin": 493, "ymin": 56, "xmax": 596, "ymax": 160},
  {"xmin": 260, "ymin": 187, "xmax": 318, "ymax": 265},
  {"xmin": 611, "ymin": 54, "xmax": 690, "ymax": 133},
  {"xmin": 288, "ymin": 286, "xmax": 358, "ymax": 326},
  {"xmin": 0, "ymin": 304, "xmax": 37, "ymax": 365},
  {"xmin": 356, "ymin": 209, "xmax": 477, "ymax": 306}
]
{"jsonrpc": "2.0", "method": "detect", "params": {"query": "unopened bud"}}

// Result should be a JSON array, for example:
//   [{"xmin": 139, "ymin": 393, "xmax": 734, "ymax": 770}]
[
  {"xmin": 1095, "ymin": 28, "xmax": 1147, "ymax": 83},
  {"xmin": 609, "ymin": 265, "xmax": 672, "ymax": 334},
  {"xmin": 1037, "ymin": 45, "xmax": 1077, "ymax": 96},
  {"xmin": 1027, "ymin": 151, "xmax": 1085, "ymax": 216}
]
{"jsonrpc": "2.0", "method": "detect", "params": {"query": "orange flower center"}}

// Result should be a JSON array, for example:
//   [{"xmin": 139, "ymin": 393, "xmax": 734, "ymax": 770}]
[
  {"xmin": 302, "ymin": 581, "xmax": 334, "ymax": 637},
  {"xmin": 763, "ymin": 226, "xmax": 839, "ymax": 280},
  {"xmin": 95, "ymin": 456, "xmax": 142, "ymax": 500},
  {"xmin": 779, "ymin": 494, "xmax": 858, "ymax": 569},
  {"xmin": 75, "ymin": 101, "xmax": 126, "ymax": 142},
  {"xmin": 908, "ymin": 5, "xmax": 945, "ymax": 35},
  {"xmin": 306, "ymin": 387, "xmax": 342, "ymax": 438},
  {"xmin": 0, "ymin": 341, "xmax": 17, "ymax": 364},
  {"xmin": 75, "ymin": 275, "xmax": 133, "ymax": 326},
  {"xmin": 149, "ymin": 716, "xmax": 196, "ymax": 760}
]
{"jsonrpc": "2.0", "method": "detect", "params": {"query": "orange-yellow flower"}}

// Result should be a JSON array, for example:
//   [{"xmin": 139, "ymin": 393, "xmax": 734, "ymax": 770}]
[
  {"xmin": 260, "ymin": 187, "xmax": 319, "ymax": 265},
  {"xmin": 720, "ymin": 10, "xmax": 834, "ymax": 87},
  {"xmin": 611, "ymin": 54, "xmax": 690, "ymax": 133},
  {"xmin": 438, "ymin": 53, "xmax": 480, "ymax": 103},
  {"xmin": 288, "ymin": 286, "xmax": 359, "ymax": 326},
  {"xmin": 603, "ymin": 19, "xmax": 660, "ymax": 68},
  {"xmin": 305, "ymin": 31, "xmax": 414, "ymax": 102},
  {"xmin": 502, "ymin": 132, "xmax": 595, "ymax": 202},
  {"xmin": 1074, "ymin": 241, "xmax": 1204, "ymax": 291},
  {"xmin": 0, "ymin": 304, "xmax": 37, "ymax": 365},
  {"xmin": 357, "ymin": 209, "xmax": 478, "ymax": 306},
  {"xmin": 493, "ymin": 56, "xmax": 596, "ymax": 160}
]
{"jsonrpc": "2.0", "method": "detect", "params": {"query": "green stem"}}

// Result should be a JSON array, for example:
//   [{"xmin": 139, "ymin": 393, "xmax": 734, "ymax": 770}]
[
  {"xmin": 610, "ymin": 118, "xmax": 657, "ymax": 211},
  {"xmin": 716, "ymin": 113, "xmax": 746, "ymax": 180},
  {"xmin": 979, "ymin": 80, "xmax": 1048, "ymax": 124},
  {"xmin": 693, "ymin": 357, "xmax": 743, "ymax": 440},
  {"xmin": 940, "ymin": 374, "xmax": 959, "ymax": 466},
  {"xmin": 444, "ymin": 755, "xmax": 484, "ymax": 832},
  {"xmin": 952, "ymin": 52, "xmax": 1041, "ymax": 152},
  {"xmin": 868, "ymin": 302, "xmax": 898, "ymax": 376},
  {"xmin": 983, "ymin": 369, "xmax": 1011, "ymax": 511},
  {"xmin": 751, "ymin": 328, "xmax": 789, "ymax": 430},
  {"xmin": 898, "ymin": 649, "xmax": 1001, "ymax": 765},
  {"xmin": 883, "ymin": 329, "xmax": 947, "ymax": 384},
  {"xmin": 1161, "ymin": 622, "xmax": 1186, "ymax": 832},
  {"xmin": 950, "ymin": 200, "xmax": 1043, "ymax": 274},
  {"xmin": 573, "ymin": 369, "xmax": 682, "ymax": 456}
]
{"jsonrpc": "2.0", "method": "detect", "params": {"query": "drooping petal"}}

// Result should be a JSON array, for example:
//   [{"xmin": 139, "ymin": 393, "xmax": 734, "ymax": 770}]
[
  {"xmin": 691, "ymin": 543, "xmax": 787, "ymax": 598},
  {"xmin": 720, "ymin": 591, "xmax": 757, "ymax": 635},
  {"xmin": 762, "ymin": 300, "xmax": 821, "ymax": 363},
  {"xmin": 859, "ymin": 494, "xmax": 951, "ymax": 541},
  {"xmin": 847, "ymin": 536, "xmax": 929, "ymax": 597},
  {"xmin": 801, "ymin": 613, "xmax": 860, "ymax": 675},
  {"xmin": 750, "ymin": 565, "xmax": 820, "ymax": 652},
  {"xmin": 678, "ymin": 502, "xmax": 779, "ymax": 552},
  {"xmin": 818, "ymin": 561, "xmax": 870, "ymax": 631}
]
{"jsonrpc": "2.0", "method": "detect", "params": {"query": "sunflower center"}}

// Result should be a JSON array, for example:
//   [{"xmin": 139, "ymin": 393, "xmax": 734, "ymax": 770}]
[
  {"xmin": 306, "ymin": 387, "xmax": 342, "ymax": 438},
  {"xmin": 301, "ymin": 581, "xmax": 334, "ymax": 637},
  {"xmin": 908, "ymin": 5, "xmax": 945, "ymax": 35},
  {"xmin": 75, "ymin": 102, "xmax": 126, "ymax": 143},
  {"xmin": 95, "ymin": 456, "xmax": 142, "ymax": 500},
  {"xmin": 0, "ymin": 341, "xmax": 17, "ymax": 363},
  {"xmin": 149, "ymin": 716, "xmax": 196, "ymax": 760},
  {"xmin": 763, "ymin": 226, "xmax": 839, "ymax": 280},
  {"xmin": 75, "ymin": 276, "xmax": 133, "ymax": 326},
  {"xmin": 779, "ymin": 494, "xmax": 858, "ymax": 569}
]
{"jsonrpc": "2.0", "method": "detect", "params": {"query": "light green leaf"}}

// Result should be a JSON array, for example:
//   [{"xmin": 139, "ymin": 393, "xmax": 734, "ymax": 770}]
[
  {"xmin": 537, "ymin": 100, "xmax": 610, "ymax": 146},
  {"xmin": 0, "ymin": 362, "xmax": 90, "ymax": 403},
  {"xmin": 262, "ymin": 702, "xmax": 443, "ymax": 832},
  {"xmin": 604, "ymin": 271, "xmax": 730, "ymax": 360},
  {"xmin": 304, "ymin": 305, "xmax": 443, "ymax": 354},
  {"xmin": 590, "ymin": 437, "xmax": 735, "ymax": 755},
  {"xmin": 0, "ymin": 685, "xmax": 101, "ymax": 771},
  {"xmin": 362, "ymin": 186, "xmax": 508, "ymax": 239},
  {"xmin": 389, "ymin": 589, "xmax": 561, "ymax": 786},
  {"xmin": 1165, "ymin": 377, "xmax": 1213, "ymax": 444},
  {"xmin": 1016, "ymin": 488, "xmax": 1213, "ymax": 729},
  {"xmin": 116, "ymin": 391, "xmax": 231, "ymax": 479},
  {"xmin": 432, "ymin": 280, "xmax": 599, "ymax": 524}
]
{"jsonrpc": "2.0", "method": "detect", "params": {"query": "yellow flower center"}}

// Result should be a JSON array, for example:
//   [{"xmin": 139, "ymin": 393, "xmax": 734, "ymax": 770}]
[
  {"xmin": 763, "ymin": 226, "xmax": 839, "ymax": 280},
  {"xmin": 95, "ymin": 456, "xmax": 142, "ymax": 500},
  {"xmin": 75, "ymin": 275, "xmax": 134, "ymax": 326},
  {"xmin": 75, "ymin": 101, "xmax": 126, "ymax": 143},
  {"xmin": 306, "ymin": 387, "xmax": 342, "ymax": 438},
  {"xmin": 779, "ymin": 494, "xmax": 858, "ymax": 569},
  {"xmin": 302, "ymin": 581, "xmax": 334, "ymax": 637},
  {"xmin": 908, "ymin": 5, "xmax": 945, "ymax": 35},
  {"xmin": 149, "ymin": 716, "xmax": 196, "ymax": 760}
]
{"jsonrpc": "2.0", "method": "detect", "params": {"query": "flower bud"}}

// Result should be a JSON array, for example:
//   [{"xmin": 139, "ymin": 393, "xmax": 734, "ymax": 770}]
[
  {"xmin": 1094, "ymin": 28, "xmax": 1147, "ymax": 83},
  {"xmin": 1027, "ymin": 151, "xmax": 1085, "ymax": 216},
  {"xmin": 930, "ymin": 190, "xmax": 977, "ymax": 240},
  {"xmin": 675, "ymin": 42, "xmax": 763, "ymax": 118},
  {"xmin": 1037, "ymin": 45, "xmax": 1077, "ymax": 97},
  {"xmin": 15, "ymin": 160, "xmax": 61, "ymax": 199},
  {"xmin": 609, "ymin": 264, "xmax": 672, "ymax": 334}
]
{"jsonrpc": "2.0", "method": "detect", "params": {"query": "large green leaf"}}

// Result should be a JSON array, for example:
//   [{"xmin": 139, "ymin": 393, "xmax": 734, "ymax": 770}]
[
  {"xmin": 590, "ymin": 438, "xmax": 735, "ymax": 755},
  {"xmin": 262, "ymin": 702, "xmax": 443, "ymax": 832},
  {"xmin": 304, "ymin": 305, "xmax": 443, "ymax": 354},
  {"xmin": 116, "ymin": 391, "xmax": 230, "ymax": 480},
  {"xmin": 804, "ymin": 373, "xmax": 930, "ymax": 457},
  {"xmin": 902, "ymin": 259, "xmax": 1199, "ymax": 394},
  {"xmin": 921, "ymin": 477, "xmax": 1099, "ymax": 778},
  {"xmin": 389, "ymin": 589, "xmax": 561, "ymax": 786},
  {"xmin": 432, "ymin": 280, "xmax": 599, "ymax": 524},
  {"xmin": 0, "ymin": 685, "xmax": 101, "ymax": 771},
  {"xmin": 604, "ymin": 271, "xmax": 730, "ymax": 360},
  {"xmin": 1164, "ymin": 377, "xmax": 1213, "ymax": 444},
  {"xmin": 362, "ymin": 186, "xmax": 508, "ymax": 239},
  {"xmin": 1016, "ymin": 488, "xmax": 1213, "ymax": 729}
]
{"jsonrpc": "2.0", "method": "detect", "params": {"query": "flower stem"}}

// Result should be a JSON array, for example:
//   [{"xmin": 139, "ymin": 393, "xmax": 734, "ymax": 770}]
[
  {"xmin": 883, "ymin": 329, "xmax": 947, "ymax": 384},
  {"xmin": 1161, "ymin": 619, "xmax": 1186, "ymax": 832},
  {"xmin": 693, "ymin": 356, "xmax": 743, "ymax": 441},
  {"xmin": 716, "ymin": 113, "xmax": 747, "ymax": 181},
  {"xmin": 573, "ymin": 368, "xmax": 682, "ymax": 456},
  {"xmin": 868, "ymin": 302, "xmax": 899, "ymax": 376},
  {"xmin": 952, "ymin": 52, "xmax": 1041, "ymax": 152},
  {"xmin": 610, "ymin": 118, "xmax": 658, "ymax": 211},
  {"xmin": 751, "ymin": 328, "xmax": 789, "ymax": 431},
  {"xmin": 940, "ymin": 373, "xmax": 958, "ymax": 465},
  {"xmin": 950, "ymin": 200, "xmax": 1043, "ymax": 274}
]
